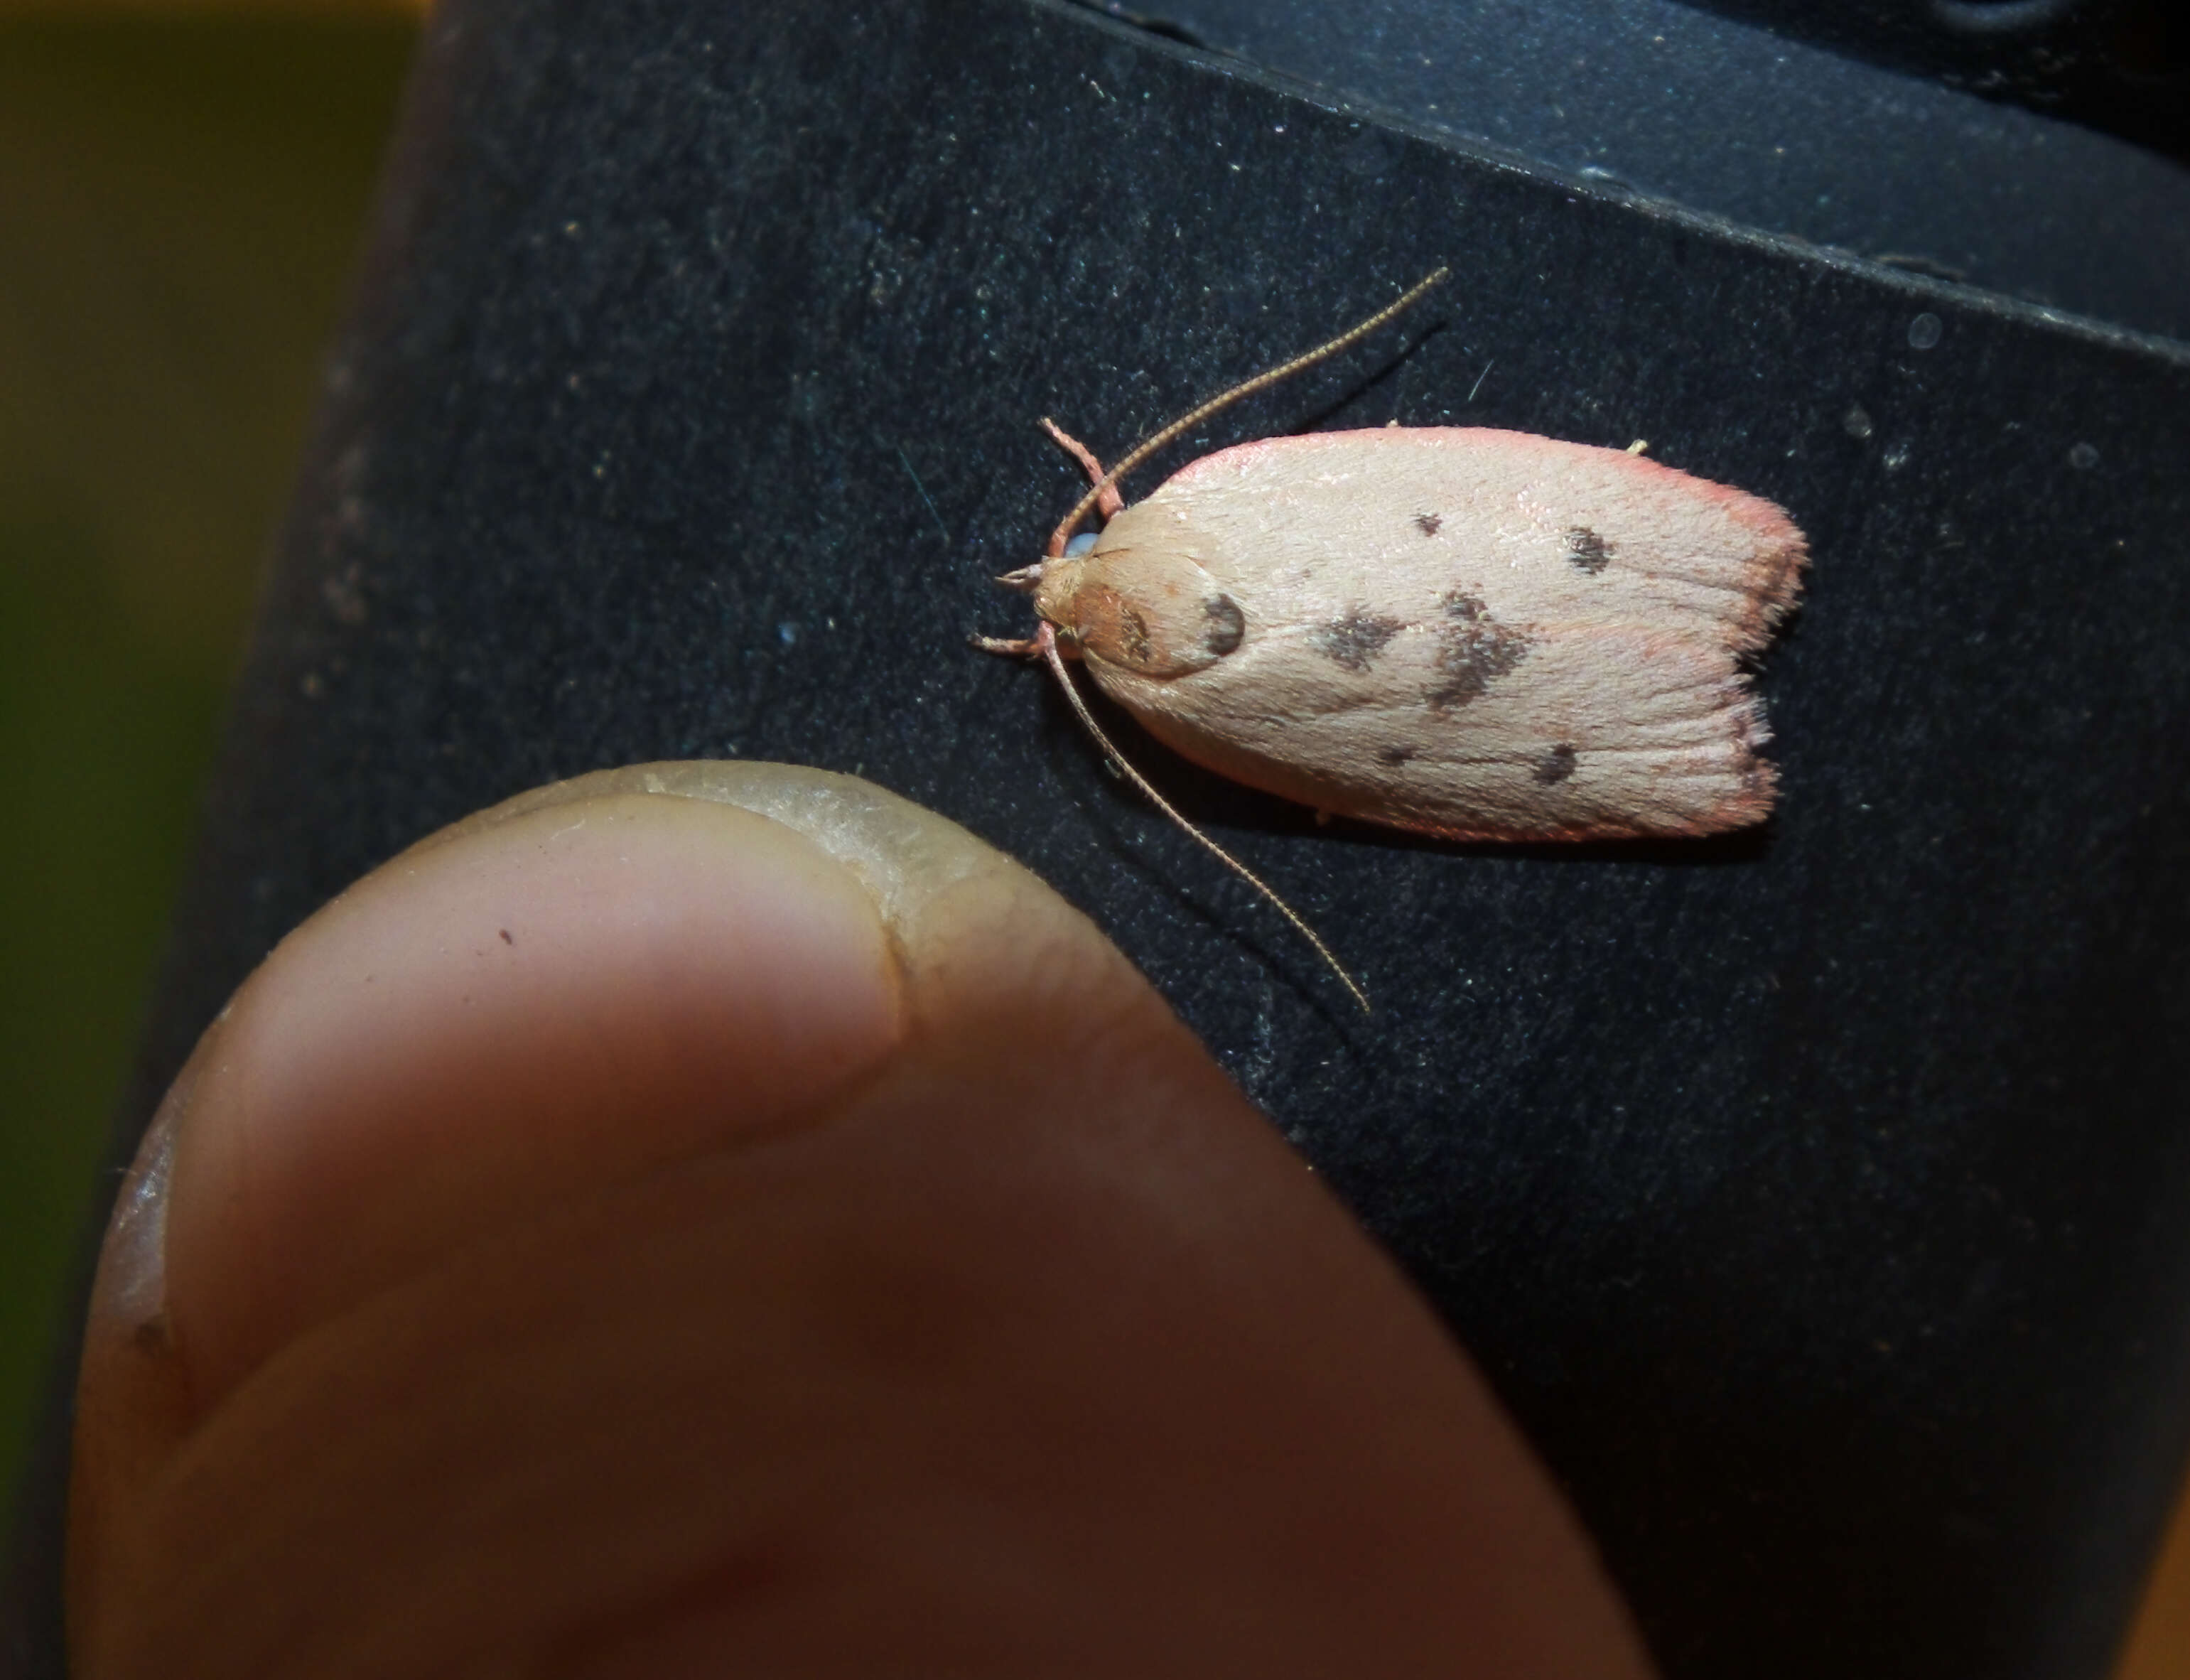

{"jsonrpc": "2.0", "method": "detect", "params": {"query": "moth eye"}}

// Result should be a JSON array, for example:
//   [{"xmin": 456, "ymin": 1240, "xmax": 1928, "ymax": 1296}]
[
  {"xmin": 1202, "ymin": 593, "xmax": 1246, "ymax": 656},
  {"xmin": 1565, "ymin": 527, "xmax": 1612, "ymax": 574},
  {"xmin": 1064, "ymin": 531, "xmax": 1100, "ymax": 557}
]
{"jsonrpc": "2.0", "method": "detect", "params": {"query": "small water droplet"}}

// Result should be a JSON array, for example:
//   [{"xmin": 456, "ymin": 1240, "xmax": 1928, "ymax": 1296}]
[
  {"xmin": 1906, "ymin": 312, "xmax": 1942, "ymax": 350},
  {"xmin": 2068, "ymin": 441, "xmax": 2099, "ymax": 470},
  {"xmin": 1843, "ymin": 404, "xmax": 1875, "ymax": 441}
]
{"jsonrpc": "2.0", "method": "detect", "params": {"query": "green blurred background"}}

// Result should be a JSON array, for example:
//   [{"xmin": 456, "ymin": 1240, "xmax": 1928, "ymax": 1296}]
[
  {"xmin": 0, "ymin": 3, "xmax": 416, "ymax": 1515},
  {"xmin": 1, "ymin": 8, "xmax": 2185, "ymax": 1675}
]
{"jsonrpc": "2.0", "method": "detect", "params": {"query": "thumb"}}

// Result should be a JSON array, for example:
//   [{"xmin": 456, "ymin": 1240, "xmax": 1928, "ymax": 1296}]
[{"xmin": 70, "ymin": 762, "xmax": 1651, "ymax": 1678}]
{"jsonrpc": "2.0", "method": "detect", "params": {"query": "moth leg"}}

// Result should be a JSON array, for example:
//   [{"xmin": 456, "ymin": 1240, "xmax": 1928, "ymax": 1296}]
[
  {"xmin": 1027, "ymin": 621, "xmax": 1370, "ymax": 1013},
  {"xmin": 969, "ymin": 632, "xmax": 1046, "ymax": 658},
  {"xmin": 1042, "ymin": 426, "xmax": 1121, "ymax": 558},
  {"xmin": 1040, "ymin": 418, "xmax": 1125, "ymax": 517}
]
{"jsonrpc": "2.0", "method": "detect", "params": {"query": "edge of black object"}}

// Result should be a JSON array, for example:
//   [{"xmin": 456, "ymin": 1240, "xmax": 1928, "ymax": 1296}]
[
  {"xmin": 1689, "ymin": 0, "xmax": 2189, "ymax": 160},
  {"xmin": 1077, "ymin": 0, "xmax": 2190, "ymax": 341},
  {"xmin": 11, "ymin": 0, "xmax": 2190, "ymax": 1676},
  {"xmin": 1109, "ymin": 0, "xmax": 2190, "ymax": 165}
]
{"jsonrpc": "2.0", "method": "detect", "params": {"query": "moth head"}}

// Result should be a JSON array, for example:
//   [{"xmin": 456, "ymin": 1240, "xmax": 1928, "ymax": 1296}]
[
  {"xmin": 995, "ymin": 523, "xmax": 1100, "ymax": 597},
  {"xmin": 1032, "ymin": 548, "xmax": 1246, "ymax": 679}
]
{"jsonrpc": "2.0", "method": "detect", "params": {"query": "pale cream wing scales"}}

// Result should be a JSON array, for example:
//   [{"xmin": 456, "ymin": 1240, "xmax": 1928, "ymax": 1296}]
[
  {"xmin": 1105, "ymin": 427, "xmax": 1806, "ymax": 656},
  {"xmin": 1082, "ymin": 427, "xmax": 1800, "ymax": 839},
  {"xmin": 1095, "ymin": 620, "xmax": 1769, "ymax": 838}
]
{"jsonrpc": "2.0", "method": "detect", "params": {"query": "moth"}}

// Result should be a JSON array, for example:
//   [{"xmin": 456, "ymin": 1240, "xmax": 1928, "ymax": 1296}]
[{"xmin": 978, "ymin": 270, "xmax": 1808, "ymax": 1006}]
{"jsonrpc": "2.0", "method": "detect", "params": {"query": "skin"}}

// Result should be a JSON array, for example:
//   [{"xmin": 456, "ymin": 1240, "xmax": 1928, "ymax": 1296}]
[{"xmin": 68, "ymin": 762, "xmax": 1656, "ymax": 1679}]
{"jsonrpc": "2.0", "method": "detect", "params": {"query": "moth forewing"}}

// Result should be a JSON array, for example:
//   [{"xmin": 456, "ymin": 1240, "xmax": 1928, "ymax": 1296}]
[
  {"xmin": 1109, "ymin": 430, "xmax": 1803, "ymax": 654},
  {"xmin": 1061, "ymin": 428, "xmax": 1806, "ymax": 841}
]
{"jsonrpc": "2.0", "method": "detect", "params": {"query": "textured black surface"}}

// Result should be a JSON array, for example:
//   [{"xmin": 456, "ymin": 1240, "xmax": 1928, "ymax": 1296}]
[
  {"xmin": 1686, "ymin": 0, "xmax": 2190, "ymax": 160},
  {"xmin": 1078, "ymin": 0, "xmax": 2190, "ymax": 340},
  {"xmin": 12, "ymin": 0, "xmax": 2190, "ymax": 1675}
]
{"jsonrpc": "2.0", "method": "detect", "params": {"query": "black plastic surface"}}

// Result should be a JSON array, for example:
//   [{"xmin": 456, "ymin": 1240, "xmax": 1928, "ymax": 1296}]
[
  {"xmin": 1687, "ymin": 0, "xmax": 2189, "ymax": 158},
  {"xmin": 11, "ymin": 1, "xmax": 2190, "ymax": 1675},
  {"xmin": 1077, "ymin": 0, "xmax": 2190, "ymax": 340}
]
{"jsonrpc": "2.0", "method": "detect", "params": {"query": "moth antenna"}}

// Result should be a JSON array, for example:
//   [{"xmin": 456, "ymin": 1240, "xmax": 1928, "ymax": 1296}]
[
  {"xmin": 1035, "ymin": 624, "xmax": 1371, "ymax": 1014},
  {"xmin": 1051, "ymin": 266, "xmax": 1451, "ymax": 552}
]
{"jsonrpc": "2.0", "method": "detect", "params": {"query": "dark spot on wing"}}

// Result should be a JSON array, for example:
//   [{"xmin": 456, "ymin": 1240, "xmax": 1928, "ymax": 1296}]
[
  {"xmin": 1430, "ymin": 591, "xmax": 1531, "ymax": 708},
  {"xmin": 1415, "ymin": 512, "xmax": 1442, "ymax": 537},
  {"xmin": 499, "ymin": 928, "xmax": 514, "ymax": 944},
  {"xmin": 1377, "ymin": 743, "xmax": 1417, "ymax": 766},
  {"xmin": 1311, "ymin": 605, "xmax": 1405, "ymax": 672},
  {"xmin": 1533, "ymin": 743, "xmax": 1577, "ymax": 785},
  {"xmin": 1202, "ymin": 593, "xmax": 1244, "ymax": 656},
  {"xmin": 1567, "ymin": 527, "xmax": 1612, "ymax": 574}
]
